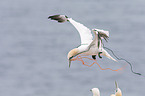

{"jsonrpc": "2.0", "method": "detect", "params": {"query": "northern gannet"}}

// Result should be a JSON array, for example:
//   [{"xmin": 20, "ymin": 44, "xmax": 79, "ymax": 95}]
[
  {"xmin": 48, "ymin": 15, "xmax": 117, "ymax": 67},
  {"xmin": 110, "ymin": 81, "xmax": 122, "ymax": 96},
  {"xmin": 90, "ymin": 88, "xmax": 100, "ymax": 96}
]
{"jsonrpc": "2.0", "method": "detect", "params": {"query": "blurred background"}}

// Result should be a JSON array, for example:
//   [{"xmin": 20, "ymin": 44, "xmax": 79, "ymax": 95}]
[{"xmin": 0, "ymin": 0, "xmax": 145, "ymax": 96}]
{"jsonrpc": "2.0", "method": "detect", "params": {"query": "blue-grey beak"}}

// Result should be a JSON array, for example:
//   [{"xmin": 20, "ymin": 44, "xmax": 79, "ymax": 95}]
[
  {"xmin": 69, "ymin": 59, "xmax": 71, "ymax": 68},
  {"xmin": 115, "ymin": 81, "xmax": 118, "ymax": 89}
]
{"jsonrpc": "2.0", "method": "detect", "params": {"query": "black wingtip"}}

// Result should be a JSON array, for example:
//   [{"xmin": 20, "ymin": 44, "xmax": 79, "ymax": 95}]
[
  {"xmin": 48, "ymin": 15, "xmax": 68, "ymax": 23},
  {"xmin": 48, "ymin": 15, "xmax": 59, "ymax": 19},
  {"xmin": 48, "ymin": 16, "xmax": 50, "ymax": 19}
]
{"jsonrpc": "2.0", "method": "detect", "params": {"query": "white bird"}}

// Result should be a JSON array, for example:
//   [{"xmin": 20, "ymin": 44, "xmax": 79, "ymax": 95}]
[
  {"xmin": 110, "ymin": 81, "xmax": 122, "ymax": 96},
  {"xmin": 48, "ymin": 15, "xmax": 117, "ymax": 67},
  {"xmin": 90, "ymin": 88, "xmax": 100, "ymax": 96}
]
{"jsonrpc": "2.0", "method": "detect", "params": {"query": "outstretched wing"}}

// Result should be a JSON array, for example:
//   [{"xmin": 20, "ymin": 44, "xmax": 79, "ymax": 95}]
[
  {"xmin": 48, "ymin": 15, "xmax": 68, "ymax": 23},
  {"xmin": 68, "ymin": 18, "xmax": 93, "ymax": 45},
  {"xmin": 96, "ymin": 29, "xmax": 109, "ymax": 42},
  {"xmin": 48, "ymin": 15, "xmax": 93, "ymax": 45}
]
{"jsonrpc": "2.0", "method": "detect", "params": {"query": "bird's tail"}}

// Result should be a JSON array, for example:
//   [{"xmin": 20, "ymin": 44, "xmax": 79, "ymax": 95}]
[{"xmin": 102, "ymin": 49, "xmax": 117, "ymax": 62}]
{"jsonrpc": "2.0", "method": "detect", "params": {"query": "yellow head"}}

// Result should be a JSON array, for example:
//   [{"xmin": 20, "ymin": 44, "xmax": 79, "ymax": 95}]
[
  {"xmin": 112, "ymin": 81, "xmax": 122, "ymax": 96},
  {"xmin": 90, "ymin": 88, "xmax": 100, "ymax": 96},
  {"xmin": 115, "ymin": 88, "xmax": 122, "ymax": 96},
  {"xmin": 67, "ymin": 48, "xmax": 79, "ymax": 67}
]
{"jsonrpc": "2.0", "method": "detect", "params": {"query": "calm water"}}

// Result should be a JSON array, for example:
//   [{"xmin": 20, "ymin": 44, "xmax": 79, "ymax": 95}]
[{"xmin": 0, "ymin": 0, "xmax": 145, "ymax": 96}]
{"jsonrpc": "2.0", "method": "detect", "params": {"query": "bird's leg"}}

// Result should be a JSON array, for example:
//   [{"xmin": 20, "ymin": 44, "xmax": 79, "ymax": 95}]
[
  {"xmin": 92, "ymin": 55, "xmax": 96, "ymax": 60},
  {"xmin": 98, "ymin": 52, "xmax": 102, "ymax": 58}
]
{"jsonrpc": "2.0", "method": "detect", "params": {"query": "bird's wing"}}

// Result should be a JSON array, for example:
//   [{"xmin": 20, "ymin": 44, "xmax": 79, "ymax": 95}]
[
  {"xmin": 101, "ymin": 48, "xmax": 117, "ymax": 61},
  {"xmin": 68, "ymin": 18, "xmax": 93, "ymax": 45},
  {"xmin": 97, "ymin": 29, "xmax": 109, "ymax": 37},
  {"xmin": 88, "ymin": 31, "xmax": 101, "ymax": 50},
  {"xmin": 48, "ymin": 15, "xmax": 68, "ymax": 23},
  {"xmin": 48, "ymin": 15, "xmax": 93, "ymax": 45},
  {"xmin": 88, "ymin": 29, "xmax": 109, "ymax": 51},
  {"xmin": 96, "ymin": 29, "xmax": 109, "ymax": 42}
]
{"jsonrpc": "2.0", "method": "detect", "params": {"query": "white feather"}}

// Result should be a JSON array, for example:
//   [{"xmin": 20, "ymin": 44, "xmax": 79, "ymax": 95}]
[
  {"xmin": 95, "ymin": 28, "xmax": 109, "ymax": 37},
  {"xmin": 68, "ymin": 18, "xmax": 93, "ymax": 45}
]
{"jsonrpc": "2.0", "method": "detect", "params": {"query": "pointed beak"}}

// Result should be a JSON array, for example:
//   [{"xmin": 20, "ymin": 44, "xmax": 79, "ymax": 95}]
[
  {"xmin": 115, "ymin": 81, "xmax": 118, "ymax": 89},
  {"xmin": 69, "ymin": 59, "xmax": 71, "ymax": 68}
]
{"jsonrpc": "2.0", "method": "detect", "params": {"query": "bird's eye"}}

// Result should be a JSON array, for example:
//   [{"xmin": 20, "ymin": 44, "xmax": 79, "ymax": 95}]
[
  {"xmin": 116, "ymin": 89, "xmax": 118, "ymax": 92},
  {"xmin": 69, "ymin": 56, "xmax": 74, "ymax": 60}
]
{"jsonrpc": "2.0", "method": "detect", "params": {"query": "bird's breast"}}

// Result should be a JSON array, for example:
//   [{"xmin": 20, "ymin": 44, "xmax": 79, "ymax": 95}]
[
  {"xmin": 84, "ymin": 47, "xmax": 100, "ymax": 55},
  {"xmin": 78, "ymin": 44, "xmax": 102, "ymax": 55}
]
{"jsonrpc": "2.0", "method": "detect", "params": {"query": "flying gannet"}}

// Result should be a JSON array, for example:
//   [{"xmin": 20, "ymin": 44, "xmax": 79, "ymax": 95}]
[
  {"xmin": 48, "ymin": 15, "xmax": 117, "ymax": 67},
  {"xmin": 110, "ymin": 81, "xmax": 122, "ymax": 96},
  {"xmin": 90, "ymin": 88, "xmax": 100, "ymax": 96}
]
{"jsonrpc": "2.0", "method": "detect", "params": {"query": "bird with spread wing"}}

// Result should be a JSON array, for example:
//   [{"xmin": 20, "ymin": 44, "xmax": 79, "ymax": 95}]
[{"xmin": 48, "ymin": 15, "xmax": 117, "ymax": 67}]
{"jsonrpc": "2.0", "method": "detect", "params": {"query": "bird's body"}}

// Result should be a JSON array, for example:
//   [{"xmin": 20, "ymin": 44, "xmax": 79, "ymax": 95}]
[
  {"xmin": 48, "ymin": 15, "xmax": 117, "ymax": 67},
  {"xmin": 67, "ymin": 18, "xmax": 104, "ymax": 56}
]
